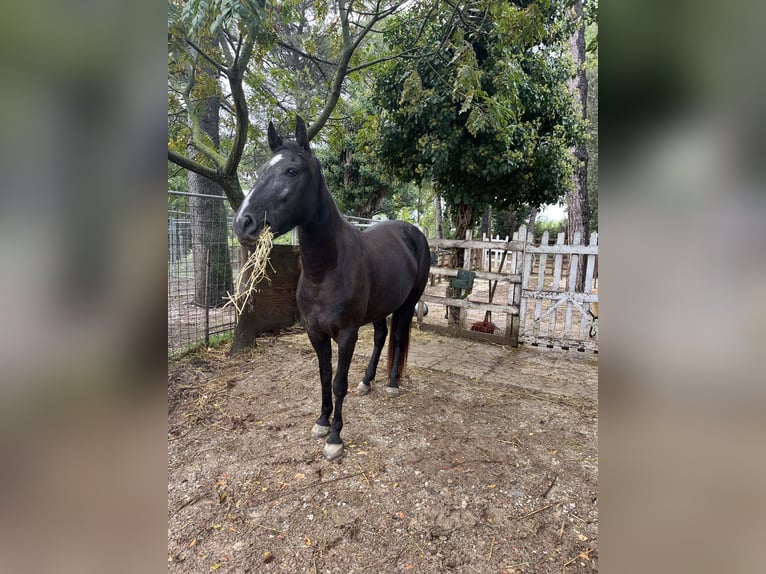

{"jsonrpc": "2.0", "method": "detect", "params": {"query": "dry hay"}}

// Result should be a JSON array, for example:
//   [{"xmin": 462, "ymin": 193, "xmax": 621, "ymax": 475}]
[{"xmin": 225, "ymin": 225, "xmax": 275, "ymax": 315}]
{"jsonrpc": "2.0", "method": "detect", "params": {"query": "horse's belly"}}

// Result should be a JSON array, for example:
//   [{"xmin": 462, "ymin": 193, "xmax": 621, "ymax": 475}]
[
  {"xmin": 297, "ymin": 285, "xmax": 367, "ymax": 339},
  {"xmin": 363, "ymin": 284, "xmax": 410, "ymax": 323}
]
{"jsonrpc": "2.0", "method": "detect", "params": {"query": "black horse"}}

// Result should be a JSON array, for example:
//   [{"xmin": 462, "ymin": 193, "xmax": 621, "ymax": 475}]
[{"xmin": 233, "ymin": 117, "xmax": 430, "ymax": 459}]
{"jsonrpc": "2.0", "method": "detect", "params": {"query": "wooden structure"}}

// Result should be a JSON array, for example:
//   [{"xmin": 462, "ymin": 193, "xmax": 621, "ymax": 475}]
[
  {"xmin": 418, "ymin": 225, "xmax": 599, "ymax": 352},
  {"xmin": 519, "ymin": 229, "xmax": 599, "ymax": 352},
  {"xmin": 240, "ymin": 244, "xmax": 302, "ymax": 335},
  {"xmin": 420, "ymin": 228, "xmax": 525, "ymax": 345}
]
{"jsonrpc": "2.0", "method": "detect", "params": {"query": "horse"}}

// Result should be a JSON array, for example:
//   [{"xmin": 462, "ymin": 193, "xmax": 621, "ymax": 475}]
[{"xmin": 233, "ymin": 117, "xmax": 431, "ymax": 460}]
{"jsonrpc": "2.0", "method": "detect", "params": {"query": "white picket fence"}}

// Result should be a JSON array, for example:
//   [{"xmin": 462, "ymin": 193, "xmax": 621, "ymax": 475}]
[
  {"xmin": 420, "ymin": 225, "xmax": 598, "ymax": 352},
  {"xmin": 518, "ymin": 228, "xmax": 598, "ymax": 352}
]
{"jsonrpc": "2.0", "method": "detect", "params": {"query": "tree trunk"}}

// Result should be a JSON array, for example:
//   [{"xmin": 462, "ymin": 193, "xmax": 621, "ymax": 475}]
[
  {"xmin": 188, "ymin": 177, "xmax": 233, "ymax": 308},
  {"xmin": 586, "ymin": 60, "xmax": 598, "ymax": 232},
  {"xmin": 527, "ymin": 206, "xmax": 538, "ymax": 241},
  {"xmin": 567, "ymin": 0, "xmax": 589, "ymax": 290},
  {"xmin": 480, "ymin": 206, "xmax": 490, "ymax": 238},
  {"xmin": 434, "ymin": 192, "xmax": 443, "ymax": 239},
  {"xmin": 187, "ymin": 83, "xmax": 233, "ymax": 309},
  {"xmin": 447, "ymin": 202, "xmax": 473, "ymax": 326},
  {"xmin": 230, "ymin": 245, "xmax": 259, "ymax": 353}
]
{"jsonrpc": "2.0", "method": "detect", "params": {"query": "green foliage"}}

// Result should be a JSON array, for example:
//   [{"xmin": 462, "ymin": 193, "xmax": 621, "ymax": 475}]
[
  {"xmin": 492, "ymin": 205, "xmax": 533, "ymax": 238},
  {"xmin": 316, "ymin": 86, "xmax": 417, "ymax": 219},
  {"xmin": 168, "ymin": 162, "xmax": 189, "ymax": 201},
  {"xmin": 372, "ymin": 0, "xmax": 584, "ymax": 232},
  {"xmin": 535, "ymin": 217, "xmax": 567, "ymax": 239},
  {"xmin": 171, "ymin": 0, "xmax": 268, "ymax": 38}
]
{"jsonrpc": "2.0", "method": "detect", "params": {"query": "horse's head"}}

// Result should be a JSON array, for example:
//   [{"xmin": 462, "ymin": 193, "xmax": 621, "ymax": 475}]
[{"xmin": 233, "ymin": 116, "xmax": 319, "ymax": 247}]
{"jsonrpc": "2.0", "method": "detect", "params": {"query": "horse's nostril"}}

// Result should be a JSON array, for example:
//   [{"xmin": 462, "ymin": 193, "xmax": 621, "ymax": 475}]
[{"xmin": 243, "ymin": 214, "xmax": 254, "ymax": 233}]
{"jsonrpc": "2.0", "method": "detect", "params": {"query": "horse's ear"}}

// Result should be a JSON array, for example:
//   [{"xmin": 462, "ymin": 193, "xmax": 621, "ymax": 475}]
[
  {"xmin": 295, "ymin": 115, "xmax": 310, "ymax": 150},
  {"xmin": 267, "ymin": 121, "xmax": 282, "ymax": 152}
]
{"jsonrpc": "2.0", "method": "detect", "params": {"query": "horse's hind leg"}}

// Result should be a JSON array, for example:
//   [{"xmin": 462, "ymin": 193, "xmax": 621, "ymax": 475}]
[
  {"xmin": 386, "ymin": 300, "xmax": 417, "ymax": 397},
  {"xmin": 356, "ymin": 318, "xmax": 388, "ymax": 395}
]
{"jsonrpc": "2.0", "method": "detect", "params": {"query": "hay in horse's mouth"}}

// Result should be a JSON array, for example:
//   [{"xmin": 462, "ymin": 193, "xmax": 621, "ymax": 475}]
[{"xmin": 225, "ymin": 225, "xmax": 275, "ymax": 315}]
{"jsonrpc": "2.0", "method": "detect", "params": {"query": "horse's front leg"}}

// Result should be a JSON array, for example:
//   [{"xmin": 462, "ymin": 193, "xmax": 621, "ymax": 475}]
[
  {"xmin": 324, "ymin": 329, "xmax": 359, "ymax": 460},
  {"xmin": 308, "ymin": 332, "xmax": 333, "ymax": 440}
]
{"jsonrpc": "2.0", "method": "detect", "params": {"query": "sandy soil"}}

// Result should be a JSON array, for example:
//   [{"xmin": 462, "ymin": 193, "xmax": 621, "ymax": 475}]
[{"xmin": 168, "ymin": 325, "xmax": 598, "ymax": 573}]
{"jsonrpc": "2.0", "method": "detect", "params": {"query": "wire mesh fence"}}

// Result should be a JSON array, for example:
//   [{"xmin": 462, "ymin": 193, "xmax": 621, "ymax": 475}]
[{"xmin": 168, "ymin": 191, "xmax": 242, "ymax": 356}]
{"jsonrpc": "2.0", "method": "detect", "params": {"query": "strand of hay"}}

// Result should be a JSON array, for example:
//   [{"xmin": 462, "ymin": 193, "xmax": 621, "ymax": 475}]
[{"xmin": 225, "ymin": 226, "xmax": 275, "ymax": 315}]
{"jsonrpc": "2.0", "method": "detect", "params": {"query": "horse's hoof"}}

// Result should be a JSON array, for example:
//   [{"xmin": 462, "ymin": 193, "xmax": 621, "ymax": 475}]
[
  {"xmin": 311, "ymin": 423, "xmax": 330, "ymax": 438},
  {"xmin": 356, "ymin": 381, "xmax": 371, "ymax": 395},
  {"xmin": 323, "ymin": 441, "xmax": 344, "ymax": 460},
  {"xmin": 385, "ymin": 386, "xmax": 400, "ymax": 398}
]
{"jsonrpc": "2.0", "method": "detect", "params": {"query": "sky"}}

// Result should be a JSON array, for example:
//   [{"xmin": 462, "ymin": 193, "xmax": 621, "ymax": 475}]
[{"xmin": 538, "ymin": 202, "xmax": 567, "ymax": 220}]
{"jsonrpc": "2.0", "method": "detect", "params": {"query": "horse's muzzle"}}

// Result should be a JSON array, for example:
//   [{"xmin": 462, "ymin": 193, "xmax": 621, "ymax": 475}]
[{"xmin": 233, "ymin": 213, "xmax": 262, "ymax": 247}]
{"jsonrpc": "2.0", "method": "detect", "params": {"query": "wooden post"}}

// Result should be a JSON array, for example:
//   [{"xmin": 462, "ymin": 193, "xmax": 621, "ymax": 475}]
[
  {"xmin": 579, "ymin": 231, "xmax": 598, "ymax": 340},
  {"xmin": 563, "ymin": 231, "xmax": 582, "ymax": 347},
  {"xmin": 508, "ymin": 225, "xmax": 528, "ymax": 346},
  {"xmin": 204, "ymin": 247, "xmax": 210, "ymax": 347},
  {"xmin": 460, "ymin": 230, "xmax": 473, "ymax": 327},
  {"xmin": 549, "ymin": 232, "xmax": 565, "ymax": 342}
]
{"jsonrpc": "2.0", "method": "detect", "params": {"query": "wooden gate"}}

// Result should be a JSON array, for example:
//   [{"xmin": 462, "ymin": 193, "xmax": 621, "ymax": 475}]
[
  {"xmin": 418, "ymin": 229, "xmax": 525, "ymax": 345},
  {"xmin": 417, "ymin": 225, "xmax": 598, "ymax": 351},
  {"xmin": 518, "ymin": 229, "xmax": 599, "ymax": 352}
]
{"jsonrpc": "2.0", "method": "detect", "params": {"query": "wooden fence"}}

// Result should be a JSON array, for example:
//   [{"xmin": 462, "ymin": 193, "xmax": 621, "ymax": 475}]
[
  {"xmin": 418, "ymin": 225, "xmax": 598, "ymax": 352},
  {"xmin": 421, "ymin": 230, "xmax": 525, "ymax": 345},
  {"xmin": 519, "ymin": 229, "xmax": 598, "ymax": 352}
]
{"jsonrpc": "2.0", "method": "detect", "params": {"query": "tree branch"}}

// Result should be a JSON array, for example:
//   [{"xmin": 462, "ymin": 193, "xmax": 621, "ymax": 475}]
[
  {"xmin": 346, "ymin": 47, "xmax": 418, "ymax": 75},
  {"xmin": 306, "ymin": 0, "xmax": 408, "ymax": 141},
  {"xmin": 275, "ymin": 40, "xmax": 335, "ymax": 67},
  {"xmin": 223, "ymin": 38, "xmax": 254, "ymax": 182},
  {"xmin": 168, "ymin": 149, "xmax": 221, "ymax": 183},
  {"xmin": 186, "ymin": 38, "xmax": 228, "ymax": 75}
]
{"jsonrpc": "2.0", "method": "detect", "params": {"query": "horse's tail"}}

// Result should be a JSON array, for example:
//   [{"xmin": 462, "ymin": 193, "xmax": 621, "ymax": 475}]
[{"xmin": 387, "ymin": 311, "xmax": 412, "ymax": 379}]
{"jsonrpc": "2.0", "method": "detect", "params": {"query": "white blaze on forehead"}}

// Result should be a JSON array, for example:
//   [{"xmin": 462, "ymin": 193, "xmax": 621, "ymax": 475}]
[
  {"xmin": 240, "ymin": 187, "xmax": 254, "ymax": 213},
  {"xmin": 239, "ymin": 152, "xmax": 286, "ymax": 216},
  {"xmin": 266, "ymin": 153, "xmax": 285, "ymax": 168}
]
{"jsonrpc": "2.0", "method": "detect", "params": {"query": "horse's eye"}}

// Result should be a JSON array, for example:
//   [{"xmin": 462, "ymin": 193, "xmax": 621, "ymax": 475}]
[{"xmin": 285, "ymin": 168, "xmax": 298, "ymax": 176}]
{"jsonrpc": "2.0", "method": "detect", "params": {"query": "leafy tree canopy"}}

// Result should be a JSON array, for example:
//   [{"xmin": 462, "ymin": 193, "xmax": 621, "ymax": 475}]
[{"xmin": 371, "ymin": 0, "xmax": 584, "ymax": 231}]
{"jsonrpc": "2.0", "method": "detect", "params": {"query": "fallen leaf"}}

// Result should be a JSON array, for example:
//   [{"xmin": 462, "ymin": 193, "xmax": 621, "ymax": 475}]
[
  {"xmin": 294, "ymin": 473, "xmax": 305, "ymax": 480},
  {"xmin": 487, "ymin": 484, "xmax": 497, "ymax": 489},
  {"xmin": 305, "ymin": 537, "xmax": 312, "ymax": 546},
  {"xmin": 210, "ymin": 563, "xmax": 222, "ymax": 571},
  {"xmin": 577, "ymin": 533, "xmax": 588, "ymax": 541},
  {"xmin": 404, "ymin": 563, "xmax": 414, "ymax": 570},
  {"xmin": 396, "ymin": 511, "xmax": 405, "ymax": 520},
  {"xmin": 189, "ymin": 538, "xmax": 197, "ymax": 548},
  {"xmin": 263, "ymin": 551, "xmax": 274, "ymax": 564},
  {"xmin": 549, "ymin": 449, "xmax": 557, "ymax": 456}
]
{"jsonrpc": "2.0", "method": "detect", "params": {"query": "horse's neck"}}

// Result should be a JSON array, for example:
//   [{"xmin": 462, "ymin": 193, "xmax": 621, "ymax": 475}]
[{"xmin": 297, "ymin": 186, "xmax": 354, "ymax": 283}]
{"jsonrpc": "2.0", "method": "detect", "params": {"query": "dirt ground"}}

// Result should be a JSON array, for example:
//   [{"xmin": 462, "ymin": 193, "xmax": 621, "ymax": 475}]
[{"xmin": 168, "ymin": 325, "xmax": 598, "ymax": 573}]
